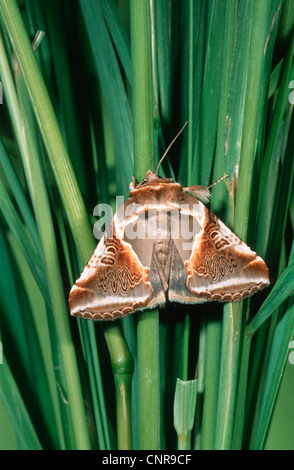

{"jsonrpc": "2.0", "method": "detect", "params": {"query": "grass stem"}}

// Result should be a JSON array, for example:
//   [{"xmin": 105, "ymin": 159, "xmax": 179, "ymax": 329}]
[{"xmin": 130, "ymin": 0, "xmax": 160, "ymax": 449}]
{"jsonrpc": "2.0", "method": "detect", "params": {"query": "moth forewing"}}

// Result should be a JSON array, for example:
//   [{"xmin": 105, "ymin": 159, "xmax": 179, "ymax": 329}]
[
  {"xmin": 69, "ymin": 223, "xmax": 154, "ymax": 320},
  {"xmin": 123, "ymin": 206, "xmax": 154, "ymax": 268},
  {"xmin": 185, "ymin": 208, "xmax": 269, "ymax": 301},
  {"xmin": 123, "ymin": 203, "xmax": 148, "ymax": 240}
]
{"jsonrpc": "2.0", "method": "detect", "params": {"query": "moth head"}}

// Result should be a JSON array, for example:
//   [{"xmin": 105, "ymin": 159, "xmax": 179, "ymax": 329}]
[{"xmin": 133, "ymin": 170, "xmax": 173, "ymax": 189}]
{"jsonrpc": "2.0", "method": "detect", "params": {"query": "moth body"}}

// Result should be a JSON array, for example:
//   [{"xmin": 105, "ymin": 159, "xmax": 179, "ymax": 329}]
[{"xmin": 69, "ymin": 171, "xmax": 270, "ymax": 320}]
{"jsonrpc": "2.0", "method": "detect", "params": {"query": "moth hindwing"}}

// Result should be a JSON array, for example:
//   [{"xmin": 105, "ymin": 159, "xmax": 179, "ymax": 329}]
[{"xmin": 69, "ymin": 170, "xmax": 269, "ymax": 320}]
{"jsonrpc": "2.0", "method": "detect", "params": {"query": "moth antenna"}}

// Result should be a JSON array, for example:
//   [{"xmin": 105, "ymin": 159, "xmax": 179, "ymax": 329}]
[
  {"xmin": 207, "ymin": 174, "xmax": 229, "ymax": 189},
  {"xmin": 156, "ymin": 121, "xmax": 188, "ymax": 175}
]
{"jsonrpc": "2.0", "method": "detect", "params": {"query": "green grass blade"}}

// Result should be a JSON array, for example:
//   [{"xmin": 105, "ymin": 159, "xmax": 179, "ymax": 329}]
[
  {"xmin": 0, "ymin": 0, "xmax": 92, "ymax": 448},
  {"xmin": 154, "ymin": 0, "xmax": 173, "ymax": 128},
  {"xmin": 215, "ymin": 0, "xmax": 283, "ymax": 450},
  {"xmin": 104, "ymin": 323, "xmax": 134, "ymax": 450},
  {"xmin": 193, "ymin": 316, "xmax": 206, "ymax": 450},
  {"xmin": 265, "ymin": 110, "xmax": 294, "ymax": 270},
  {"xmin": 192, "ymin": 0, "xmax": 227, "ymax": 186},
  {"xmin": 268, "ymin": 58, "xmax": 283, "ymax": 98},
  {"xmin": 41, "ymin": 0, "xmax": 89, "ymax": 199},
  {"xmin": 215, "ymin": 302, "xmax": 244, "ymax": 450},
  {"xmin": 257, "ymin": 28, "xmax": 294, "ymax": 219},
  {"xmin": 16, "ymin": 62, "xmax": 90, "ymax": 450},
  {"xmin": 0, "ymin": 225, "xmax": 59, "ymax": 449},
  {"xmin": 256, "ymin": 59, "xmax": 294, "ymax": 257},
  {"xmin": 0, "ymin": 0, "xmax": 293, "ymax": 451},
  {"xmin": 79, "ymin": 0, "xmax": 133, "ymax": 194},
  {"xmin": 212, "ymin": 0, "xmax": 237, "ymax": 218},
  {"xmin": 86, "ymin": 322, "xmax": 112, "ymax": 450},
  {"xmin": 0, "ymin": 137, "xmax": 41, "ymax": 256},
  {"xmin": 200, "ymin": 311, "xmax": 222, "ymax": 449},
  {"xmin": 201, "ymin": 2, "xmax": 238, "ymax": 449},
  {"xmin": 251, "ymin": 296, "xmax": 294, "ymax": 449},
  {"xmin": 0, "ymin": 0, "xmax": 93, "ymax": 263},
  {"xmin": 0, "ymin": 356, "xmax": 42, "ymax": 450},
  {"xmin": 173, "ymin": 378, "xmax": 197, "ymax": 450},
  {"xmin": 0, "ymin": 178, "xmax": 49, "ymax": 303},
  {"xmin": 1, "ymin": 0, "xmax": 135, "ymax": 450},
  {"xmin": 246, "ymin": 260, "xmax": 294, "ymax": 338},
  {"xmin": 235, "ymin": 0, "xmax": 282, "ymax": 239},
  {"xmin": 100, "ymin": 0, "xmax": 131, "ymax": 85},
  {"xmin": 130, "ymin": 0, "xmax": 160, "ymax": 450},
  {"xmin": 223, "ymin": 0, "xmax": 255, "ymax": 184}
]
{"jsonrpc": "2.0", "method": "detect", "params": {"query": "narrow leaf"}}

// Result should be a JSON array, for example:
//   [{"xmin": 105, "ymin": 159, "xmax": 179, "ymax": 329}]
[
  {"xmin": 0, "ymin": 356, "xmax": 42, "ymax": 450},
  {"xmin": 246, "ymin": 260, "xmax": 294, "ymax": 338},
  {"xmin": 174, "ymin": 378, "xmax": 197, "ymax": 450}
]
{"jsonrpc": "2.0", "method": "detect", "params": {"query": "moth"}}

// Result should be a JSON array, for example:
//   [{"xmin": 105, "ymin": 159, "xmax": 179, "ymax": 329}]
[{"xmin": 69, "ymin": 129, "xmax": 269, "ymax": 321}]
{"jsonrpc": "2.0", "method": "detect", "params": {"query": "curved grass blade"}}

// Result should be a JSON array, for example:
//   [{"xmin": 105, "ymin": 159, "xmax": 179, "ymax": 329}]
[
  {"xmin": 0, "ymin": 2, "xmax": 92, "ymax": 448},
  {"xmin": 0, "ymin": 137, "xmax": 41, "ymax": 257},
  {"xmin": 0, "ymin": 178, "xmax": 50, "ymax": 304},
  {"xmin": 0, "ymin": 225, "xmax": 59, "ymax": 448},
  {"xmin": 245, "ymin": 260, "xmax": 294, "ymax": 338},
  {"xmin": 250, "ymin": 295, "xmax": 294, "ymax": 449},
  {"xmin": 0, "ymin": 356, "xmax": 42, "ymax": 450},
  {"xmin": 0, "ymin": 0, "xmax": 135, "ymax": 451},
  {"xmin": 100, "ymin": 0, "xmax": 131, "ymax": 85},
  {"xmin": 41, "ymin": 0, "xmax": 89, "ymax": 199}
]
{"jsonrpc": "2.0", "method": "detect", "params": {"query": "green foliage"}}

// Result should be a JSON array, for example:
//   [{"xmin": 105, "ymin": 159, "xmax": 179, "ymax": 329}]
[
  {"xmin": 174, "ymin": 378, "xmax": 197, "ymax": 450},
  {"xmin": 0, "ymin": 0, "xmax": 293, "ymax": 450}
]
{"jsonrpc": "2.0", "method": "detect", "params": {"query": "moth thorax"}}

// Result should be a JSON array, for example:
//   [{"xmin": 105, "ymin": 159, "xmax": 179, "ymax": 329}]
[{"xmin": 155, "ymin": 239, "xmax": 170, "ymax": 265}]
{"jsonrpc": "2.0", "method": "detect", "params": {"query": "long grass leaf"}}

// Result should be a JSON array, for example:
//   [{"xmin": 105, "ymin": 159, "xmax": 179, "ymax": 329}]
[
  {"xmin": 0, "ymin": 178, "xmax": 49, "ymax": 302},
  {"xmin": 0, "ymin": 355, "xmax": 42, "ymax": 450},
  {"xmin": 251, "ymin": 296, "xmax": 294, "ymax": 449},
  {"xmin": 246, "ymin": 260, "xmax": 294, "ymax": 338},
  {"xmin": 130, "ymin": 0, "xmax": 160, "ymax": 450},
  {"xmin": 192, "ymin": 0, "xmax": 226, "ymax": 186},
  {"xmin": 0, "ymin": 137, "xmax": 41, "ymax": 256},
  {"xmin": 79, "ymin": 0, "xmax": 133, "ymax": 194},
  {"xmin": 100, "ymin": 0, "xmax": 132, "ymax": 85},
  {"xmin": 0, "ymin": 0, "xmax": 92, "ymax": 449},
  {"xmin": 41, "ymin": 0, "xmax": 89, "ymax": 199},
  {"xmin": 215, "ymin": 0, "xmax": 283, "ymax": 450}
]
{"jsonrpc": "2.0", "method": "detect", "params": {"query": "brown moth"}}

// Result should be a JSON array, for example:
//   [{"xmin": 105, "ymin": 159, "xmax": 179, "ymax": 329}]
[{"xmin": 69, "ymin": 133, "xmax": 269, "ymax": 321}]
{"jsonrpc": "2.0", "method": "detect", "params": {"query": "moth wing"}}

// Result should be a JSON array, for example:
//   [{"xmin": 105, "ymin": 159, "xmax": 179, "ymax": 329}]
[
  {"xmin": 168, "ymin": 239, "xmax": 201, "ymax": 303},
  {"xmin": 69, "ymin": 217, "xmax": 153, "ymax": 320},
  {"xmin": 122, "ymin": 203, "xmax": 167, "ymax": 310},
  {"xmin": 184, "ymin": 205, "xmax": 270, "ymax": 302},
  {"xmin": 168, "ymin": 203, "xmax": 203, "ymax": 303}
]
